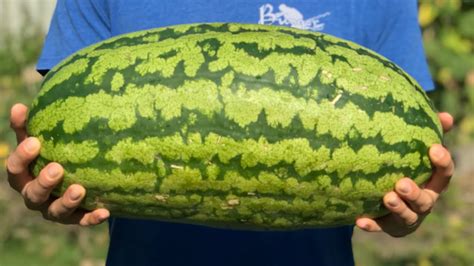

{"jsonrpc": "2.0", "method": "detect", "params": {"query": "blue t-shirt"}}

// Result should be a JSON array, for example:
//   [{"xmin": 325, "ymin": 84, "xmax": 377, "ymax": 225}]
[{"xmin": 37, "ymin": 1, "xmax": 434, "ymax": 265}]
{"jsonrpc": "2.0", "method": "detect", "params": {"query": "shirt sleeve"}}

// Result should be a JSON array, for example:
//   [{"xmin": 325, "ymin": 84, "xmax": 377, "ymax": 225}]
[
  {"xmin": 36, "ymin": 0, "xmax": 111, "ymax": 72},
  {"xmin": 362, "ymin": 0, "xmax": 434, "ymax": 91}
]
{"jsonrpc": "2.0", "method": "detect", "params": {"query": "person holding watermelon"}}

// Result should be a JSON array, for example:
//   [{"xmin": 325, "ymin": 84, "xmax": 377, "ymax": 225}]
[{"xmin": 6, "ymin": 1, "xmax": 455, "ymax": 265}]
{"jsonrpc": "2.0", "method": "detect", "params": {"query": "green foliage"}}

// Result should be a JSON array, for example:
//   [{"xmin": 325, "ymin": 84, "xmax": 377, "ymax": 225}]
[
  {"xmin": 420, "ymin": 0, "xmax": 474, "ymax": 145},
  {"xmin": 0, "ymin": 7, "xmax": 44, "ymax": 76}
]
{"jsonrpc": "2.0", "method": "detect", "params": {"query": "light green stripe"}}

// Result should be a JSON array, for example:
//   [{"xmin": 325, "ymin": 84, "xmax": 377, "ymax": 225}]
[
  {"xmin": 36, "ymin": 23, "xmax": 438, "ymax": 130},
  {"xmin": 322, "ymin": 44, "xmax": 439, "ymax": 128},
  {"xmin": 371, "ymin": 112, "xmax": 440, "ymax": 145},
  {"xmin": 105, "ymin": 132, "xmax": 421, "ymax": 177},
  {"xmin": 154, "ymin": 80, "xmax": 222, "ymax": 120},
  {"xmin": 70, "ymin": 168, "xmax": 156, "ymax": 191},
  {"xmin": 156, "ymin": 165, "xmax": 409, "ymax": 201},
  {"xmin": 29, "ymin": 80, "xmax": 222, "ymax": 134},
  {"xmin": 326, "ymin": 144, "xmax": 420, "ymax": 177},
  {"xmin": 30, "ymin": 79, "xmax": 440, "ymax": 151},
  {"xmin": 221, "ymin": 85, "xmax": 309, "ymax": 128},
  {"xmin": 79, "ymin": 30, "xmax": 319, "ymax": 86},
  {"xmin": 37, "ymin": 24, "xmax": 438, "ymax": 130},
  {"xmin": 111, "ymin": 73, "xmax": 125, "ymax": 91},
  {"xmin": 39, "ymin": 136, "xmax": 99, "ymax": 163},
  {"xmin": 314, "ymin": 101, "xmax": 440, "ymax": 146},
  {"xmin": 105, "ymin": 133, "xmax": 331, "ymax": 176},
  {"xmin": 85, "ymin": 51, "xmax": 137, "ymax": 85}
]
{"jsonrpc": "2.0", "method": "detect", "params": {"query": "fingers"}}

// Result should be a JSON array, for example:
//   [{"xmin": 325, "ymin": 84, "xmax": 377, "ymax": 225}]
[
  {"xmin": 6, "ymin": 137, "xmax": 41, "ymax": 192},
  {"xmin": 7, "ymin": 137, "xmax": 40, "ymax": 175},
  {"xmin": 47, "ymin": 205, "xmax": 110, "ymax": 226},
  {"xmin": 357, "ymin": 143, "xmax": 454, "ymax": 238},
  {"xmin": 10, "ymin": 103, "xmax": 29, "ymax": 143},
  {"xmin": 437, "ymin": 112, "xmax": 454, "ymax": 133},
  {"xmin": 22, "ymin": 163, "xmax": 63, "ymax": 209},
  {"xmin": 383, "ymin": 191, "xmax": 418, "ymax": 226},
  {"xmin": 46, "ymin": 184, "xmax": 85, "ymax": 219},
  {"xmin": 395, "ymin": 178, "xmax": 435, "ymax": 214},
  {"xmin": 356, "ymin": 218, "xmax": 381, "ymax": 232},
  {"xmin": 41, "ymin": 184, "xmax": 110, "ymax": 226},
  {"xmin": 356, "ymin": 191, "xmax": 421, "ymax": 237},
  {"xmin": 425, "ymin": 144, "xmax": 454, "ymax": 195},
  {"xmin": 76, "ymin": 209, "xmax": 110, "ymax": 226}
]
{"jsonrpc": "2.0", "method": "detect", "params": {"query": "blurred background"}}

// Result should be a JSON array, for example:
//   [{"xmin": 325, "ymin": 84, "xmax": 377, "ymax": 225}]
[{"xmin": 0, "ymin": 0, "xmax": 472, "ymax": 265}]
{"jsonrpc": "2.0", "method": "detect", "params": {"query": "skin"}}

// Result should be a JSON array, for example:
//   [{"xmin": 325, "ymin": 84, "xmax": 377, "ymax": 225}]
[
  {"xmin": 6, "ymin": 103, "xmax": 454, "ymax": 235},
  {"xmin": 6, "ymin": 103, "xmax": 109, "ymax": 226},
  {"xmin": 356, "ymin": 112, "xmax": 455, "ymax": 237}
]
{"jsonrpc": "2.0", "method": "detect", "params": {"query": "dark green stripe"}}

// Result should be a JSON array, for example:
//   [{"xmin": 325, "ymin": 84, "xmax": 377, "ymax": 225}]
[
  {"xmin": 232, "ymin": 42, "xmax": 316, "ymax": 59},
  {"xmin": 37, "ymin": 102, "xmax": 432, "ymax": 161},
  {"xmin": 36, "ymin": 110, "xmax": 433, "ymax": 192},
  {"xmin": 92, "ymin": 23, "xmax": 271, "ymax": 52},
  {"xmin": 30, "ymin": 65, "xmax": 440, "ymax": 140},
  {"xmin": 31, "ymin": 24, "xmax": 438, "ymax": 135}
]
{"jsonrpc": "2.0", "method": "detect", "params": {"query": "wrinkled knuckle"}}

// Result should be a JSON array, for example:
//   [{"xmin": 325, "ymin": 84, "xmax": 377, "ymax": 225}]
[
  {"xmin": 389, "ymin": 202, "xmax": 404, "ymax": 214},
  {"xmin": 418, "ymin": 200, "xmax": 434, "ymax": 215},
  {"xmin": 78, "ymin": 214, "xmax": 94, "ymax": 227},
  {"xmin": 439, "ymin": 152, "xmax": 452, "ymax": 168},
  {"xmin": 24, "ymin": 193, "xmax": 46, "ymax": 210},
  {"xmin": 22, "ymin": 190, "xmax": 35, "ymax": 205},
  {"xmin": 427, "ymin": 193, "xmax": 437, "ymax": 207},
  {"xmin": 19, "ymin": 143, "xmax": 33, "ymax": 157},
  {"xmin": 405, "ymin": 216, "xmax": 418, "ymax": 227},
  {"xmin": 58, "ymin": 196, "xmax": 80, "ymax": 215},
  {"xmin": 6, "ymin": 156, "xmax": 20, "ymax": 175},
  {"xmin": 9, "ymin": 120, "xmax": 21, "ymax": 130},
  {"xmin": 419, "ymin": 205, "xmax": 433, "ymax": 215},
  {"xmin": 47, "ymin": 203, "xmax": 70, "ymax": 221},
  {"xmin": 37, "ymin": 175, "xmax": 55, "ymax": 190},
  {"xmin": 406, "ymin": 189, "xmax": 421, "ymax": 202},
  {"xmin": 79, "ymin": 219, "xmax": 92, "ymax": 227},
  {"xmin": 62, "ymin": 199, "xmax": 78, "ymax": 210}
]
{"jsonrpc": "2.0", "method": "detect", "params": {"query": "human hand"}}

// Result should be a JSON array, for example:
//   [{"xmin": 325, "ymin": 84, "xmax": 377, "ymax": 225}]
[
  {"xmin": 356, "ymin": 112, "xmax": 455, "ymax": 237},
  {"xmin": 6, "ymin": 103, "xmax": 110, "ymax": 226}
]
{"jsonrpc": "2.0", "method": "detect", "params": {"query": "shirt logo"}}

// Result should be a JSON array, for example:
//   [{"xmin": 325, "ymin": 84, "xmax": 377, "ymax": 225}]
[{"xmin": 258, "ymin": 3, "xmax": 330, "ymax": 31}]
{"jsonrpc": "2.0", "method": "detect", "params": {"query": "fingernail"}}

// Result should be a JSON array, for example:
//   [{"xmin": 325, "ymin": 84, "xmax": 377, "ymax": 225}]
[
  {"xmin": 388, "ymin": 197, "xmax": 399, "ymax": 207},
  {"xmin": 48, "ymin": 165, "xmax": 59, "ymax": 179},
  {"xmin": 69, "ymin": 189, "xmax": 82, "ymax": 201},
  {"xmin": 25, "ymin": 138, "xmax": 37, "ymax": 152}
]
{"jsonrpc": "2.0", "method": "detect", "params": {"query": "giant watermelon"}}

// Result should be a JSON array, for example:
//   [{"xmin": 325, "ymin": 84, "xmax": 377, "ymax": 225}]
[{"xmin": 27, "ymin": 23, "xmax": 442, "ymax": 230}]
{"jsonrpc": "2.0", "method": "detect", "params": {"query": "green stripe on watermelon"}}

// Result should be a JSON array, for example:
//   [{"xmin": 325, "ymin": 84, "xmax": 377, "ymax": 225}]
[
  {"xmin": 27, "ymin": 23, "xmax": 442, "ymax": 229},
  {"xmin": 29, "ymin": 80, "xmax": 440, "ymax": 144},
  {"xmin": 30, "ymin": 23, "xmax": 438, "ymax": 125}
]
